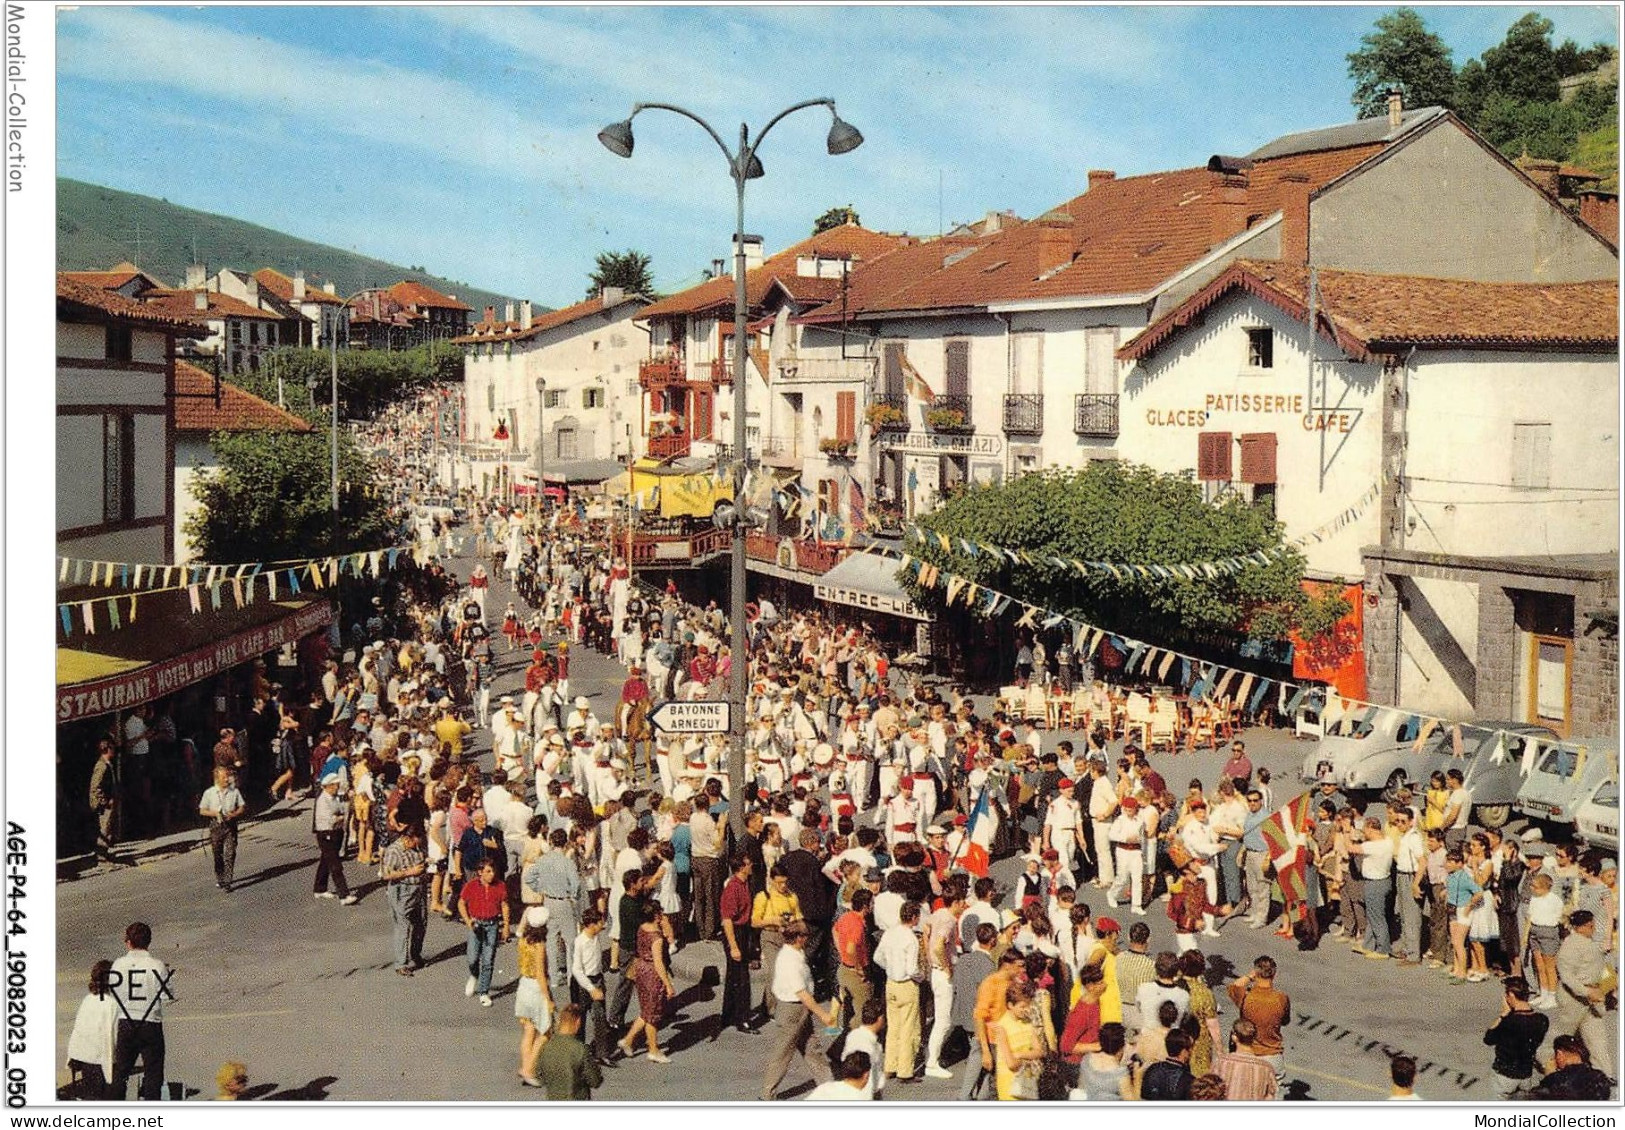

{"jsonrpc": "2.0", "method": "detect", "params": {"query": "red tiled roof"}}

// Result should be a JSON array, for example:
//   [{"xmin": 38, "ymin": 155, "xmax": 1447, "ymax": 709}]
[
  {"xmin": 455, "ymin": 292, "xmax": 650, "ymax": 344},
  {"xmin": 56, "ymin": 276, "xmax": 208, "ymax": 334},
  {"xmin": 766, "ymin": 274, "xmax": 845, "ymax": 304},
  {"xmin": 172, "ymin": 360, "xmax": 314, "ymax": 434},
  {"xmin": 637, "ymin": 224, "xmax": 912, "ymax": 320},
  {"xmin": 1120, "ymin": 259, "xmax": 1619, "ymax": 363},
  {"xmin": 141, "ymin": 288, "xmax": 283, "ymax": 321},
  {"xmin": 385, "ymin": 279, "xmax": 472, "ymax": 311},
  {"xmin": 60, "ymin": 262, "xmax": 162, "ymax": 291},
  {"xmin": 804, "ymin": 145, "xmax": 1387, "ymax": 320},
  {"xmin": 252, "ymin": 268, "xmax": 346, "ymax": 305}
]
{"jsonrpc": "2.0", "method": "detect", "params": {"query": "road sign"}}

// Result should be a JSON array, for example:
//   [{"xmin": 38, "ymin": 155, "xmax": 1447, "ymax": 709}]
[{"xmin": 649, "ymin": 700, "xmax": 732, "ymax": 734}]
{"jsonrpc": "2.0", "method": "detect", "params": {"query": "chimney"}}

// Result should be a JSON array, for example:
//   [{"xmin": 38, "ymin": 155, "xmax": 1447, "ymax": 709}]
[
  {"xmin": 193, "ymin": 290, "xmax": 209, "ymax": 312},
  {"xmin": 1088, "ymin": 169, "xmax": 1116, "ymax": 191},
  {"xmin": 504, "ymin": 301, "xmax": 515, "ymax": 324},
  {"xmin": 184, "ymin": 263, "xmax": 207, "ymax": 289},
  {"xmin": 601, "ymin": 286, "xmax": 625, "ymax": 306},
  {"xmin": 293, "ymin": 270, "xmax": 306, "ymax": 303},
  {"xmin": 711, "ymin": 258, "xmax": 727, "ymax": 280},
  {"xmin": 1210, "ymin": 167, "xmax": 1251, "ymax": 248},
  {"xmin": 1387, "ymin": 88, "xmax": 1403, "ymax": 130},
  {"xmin": 1578, "ymin": 191, "xmax": 1620, "ymax": 246},
  {"xmin": 245, "ymin": 277, "xmax": 260, "ymax": 306},
  {"xmin": 323, "ymin": 281, "xmax": 337, "ymax": 295},
  {"xmin": 1033, "ymin": 209, "xmax": 1075, "ymax": 274},
  {"xmin": 734, "ymin": 234, "xmax": 764, "ymax": 271},
  {"xmin": 485, "ymin": 305, "xmax": 496, "ymax": 327},
  {"xmin": 520, "ymin": 300, "xmax": 533, "ymax": 330}
]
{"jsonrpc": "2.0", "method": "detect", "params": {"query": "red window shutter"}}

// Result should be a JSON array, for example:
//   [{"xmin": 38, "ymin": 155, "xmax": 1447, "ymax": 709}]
[
  {"xmin": 1198, "ymin": 431, "xmax": 1232, "ymax": 481},
  {"xmin": 1239, "ymin": 432, "xmax": 1277, "ymax": 484},
  {"xmin": 836, "ymin": 391, "xmax": 856, "ymax": 442},
  {"xmin": 692, "ymin": 388, "xmax": 713, "ymax": 441}
]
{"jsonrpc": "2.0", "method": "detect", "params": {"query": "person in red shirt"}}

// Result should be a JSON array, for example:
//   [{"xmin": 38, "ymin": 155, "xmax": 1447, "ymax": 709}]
[
  {"xmin": 834, "ymin": 888, "xmax": 875, "ymax": 1029},
  {"xmin": 459, "ymin": 859, "xmax": 511, "ymax": 1006},
  {"xmin": 1168, "ymin": 858, "xmax": 1217, "ymax": 953},
  {"xmin": 718, "ymin": 854, "xmax": 758, "ymax": 1035},
  {"xmin": 1060, "ymin": 964, "xmax": 1107, "ymax": 1069}
]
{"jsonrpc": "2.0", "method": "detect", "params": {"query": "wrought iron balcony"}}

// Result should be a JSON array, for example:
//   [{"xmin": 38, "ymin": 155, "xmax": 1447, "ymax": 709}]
[
  {"xmin": 867, "ymin": 393, "xmax": 909, "ymax": 431},
  {"xmin": 1002, "ymin": 393, "xmax": 1044, "ymax": 434},
  {"xmin": 926, "ymin": 393, "xmax": 973, "ymax": 433},
  {"xmin": 1074, "ymin": 393, "xmax": 1120, "ymax": 438}
]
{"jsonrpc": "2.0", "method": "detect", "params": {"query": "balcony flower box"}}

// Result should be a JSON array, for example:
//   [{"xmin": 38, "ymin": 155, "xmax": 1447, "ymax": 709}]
[
  {"xmin": 925, "ymin": 406, "xmax": 971, "ymax": 433},
  {"xmin": 819, "ymin": 437, "xmax": 857, "ymax": 457},
  {"xmin": 865, "ymin": 402, "xmax": 907, "ymax": 431}
]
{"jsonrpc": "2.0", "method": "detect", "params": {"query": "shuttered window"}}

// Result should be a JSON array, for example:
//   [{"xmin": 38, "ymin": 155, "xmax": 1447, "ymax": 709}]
[
  {"xmin": 1011, "ymin": 332, "xmax": 1043, "ymax": 395},
  {"xmin": 1511, "ymin": 422, "xmax": 1552, "ymax": 489},
  {"xmin": 883, "ymin": 342, "xmax": 906, "ymax": 397},
  {"xmin": 692, "ymin": 387, "xmax": 714, "ymax": 441},
  {"xmin": 1197, "ymin": 431, "xmax": 1232, "ymax": 481},
  {"xmin": 835, "ymin": 391, "xmax": 856, "ymax": 442},
  {"xmin": 1239, "ymin": 432, "xmax": 1277, "ymax": 484},
  {"xmin": 944, "ymin": 340, "xmax": 971, "ymax": 397}
]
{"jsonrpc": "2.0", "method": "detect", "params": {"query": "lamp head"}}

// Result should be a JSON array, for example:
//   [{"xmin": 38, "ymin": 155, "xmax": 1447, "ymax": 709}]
[
  {"xmin": 535, "ymin": 376, "xmax": 547, "ymax": 393},
  {"xmin": 826, "ymin": 114, "xmax": 864, "ymax": 156},
  {"xmin": 597, "ymin": 119, "xmax": 635, "ymax": 158},
  {"xmin": 741, "ymin": 153, "xmax": 765, "ymax": 180}
]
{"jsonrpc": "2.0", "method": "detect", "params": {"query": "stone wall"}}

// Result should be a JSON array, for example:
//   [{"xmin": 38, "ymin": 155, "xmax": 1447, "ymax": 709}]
[{"xmin": 1572, "ymin": 573, "xmax": 1619, "ymax": 739}]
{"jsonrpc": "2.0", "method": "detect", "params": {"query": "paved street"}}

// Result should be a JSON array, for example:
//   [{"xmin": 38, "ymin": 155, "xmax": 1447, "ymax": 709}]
[{"xmin": 55, "ymin": 546, "xmax": 1566, "ymax": 1102}]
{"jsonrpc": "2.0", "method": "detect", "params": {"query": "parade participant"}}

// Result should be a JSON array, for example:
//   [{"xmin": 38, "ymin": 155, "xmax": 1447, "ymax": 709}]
[
  {"xmin": 885, "ymin": 774, "xmax": 924, "ymax": 850},
  {"xmin": 1087, "ymin": 760, "xmax": 1118, "ymax": 889},
  {"xmin": 459, "ymin": 857, "xmax": 511, "ymax": 1007},
  {"xmin": 760, "ymin": 923, "xmax": 837, "ymax": 1101},
  {"xmin": 197, "ymin": 767, "xmax": 245, "ymax": 892},
  {"xmin": 1106, "ymin": 796, "xmax": 1146, "ymax": 915},
  {"xmin": 312, "ymin": 774, "xmax": 358, "ymax": 904}
]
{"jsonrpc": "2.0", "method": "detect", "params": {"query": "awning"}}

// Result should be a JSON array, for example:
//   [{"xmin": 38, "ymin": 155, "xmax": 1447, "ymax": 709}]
[
  {"xmin": 57, "ymin": 597, "xmax": 332, "ymax": 723},
  {"xmin": 812, "ymin": 552, "xmax": 929, "ymax": 622},
  {"xmin": 525, "ymin": 459, "xmax": 625, "ymax": 485}
]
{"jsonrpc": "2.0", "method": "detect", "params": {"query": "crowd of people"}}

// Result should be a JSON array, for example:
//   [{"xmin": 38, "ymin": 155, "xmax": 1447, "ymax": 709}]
[{"xmin": 68, "ymin": 479, "xmax": 1618, "ymax": 1101}]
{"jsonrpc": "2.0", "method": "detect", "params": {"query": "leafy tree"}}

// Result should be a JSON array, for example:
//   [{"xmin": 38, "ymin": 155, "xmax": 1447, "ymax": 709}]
[
  {"xmin": 184, "ymin": 429, "xmax": 399, "ymax": 563},
  {"xmin": 243, "ymin": 345, "xmax": 454, "ymax": 424},
  {"xmin": 1482, "ymin": 13, "xmax": 1562, "ymax": 105},
  {"xmin": 812, "ymin": 205, "xmax": 861, "ymax": 234},
  {"xmin": 1347, "ymin": 8, "xmax": 1456, "ymax": 118},
  {"xmin": 1454, "ymin": 57, "xmax": 1491, "ymax": 125},
  {"xmin": 899, "ymin": 462, "xmax": 1348, "ymax": 647},
  {"xmin": 1553, "ymin": 39, "xmax": 1615, "ymax": 78},
  {"xmin": 586, "ymin": 250, "xmax": 654, "ymax": 300}
]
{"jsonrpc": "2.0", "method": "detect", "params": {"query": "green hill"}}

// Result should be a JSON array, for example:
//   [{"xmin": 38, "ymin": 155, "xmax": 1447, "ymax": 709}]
[{"xmin": 56, "ymin": 178, "xmax": 527, "ymax": 312}]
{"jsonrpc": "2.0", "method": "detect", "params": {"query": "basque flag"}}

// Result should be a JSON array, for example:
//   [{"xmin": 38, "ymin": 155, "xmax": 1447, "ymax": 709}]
[{"xmin": 1259, "ymin": 790, "xmax": 1316, "ymax": 906}]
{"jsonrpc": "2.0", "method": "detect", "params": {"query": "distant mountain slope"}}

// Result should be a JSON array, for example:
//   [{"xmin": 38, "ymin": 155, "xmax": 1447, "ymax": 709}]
[{"xmin": 57, "ymin": 178, "xmax": 530, "ymax": 313}]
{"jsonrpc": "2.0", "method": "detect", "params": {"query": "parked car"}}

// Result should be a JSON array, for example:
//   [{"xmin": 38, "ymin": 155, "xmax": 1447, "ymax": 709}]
[
  {"xmin": 1574, "ymin": 776, "xmax": 1619, "ymax": 854},
  {"xmin": 1517, "ymin": 738, "xmax": 1618, "ymax": 830},
  {"xmin": 1298, "ymin": 712, "xmax": 1552, "ymax": 827},
  {"xmin": 417, "ymin": 495, "xmax": 460, "ymax": 526}
]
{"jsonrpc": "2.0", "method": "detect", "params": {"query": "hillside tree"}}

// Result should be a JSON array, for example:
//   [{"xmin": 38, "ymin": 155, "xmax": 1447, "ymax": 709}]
[
  {"xmin": 586, "ymin": 250, "xmax": 654, "ymax": 300},
  {"xmin": 1347, "ymin": 8, "xmax": 1457, "ymax": 117}
]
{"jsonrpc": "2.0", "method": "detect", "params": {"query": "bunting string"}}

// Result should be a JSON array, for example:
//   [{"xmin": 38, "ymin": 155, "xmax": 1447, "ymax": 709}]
[{"xmin": 57, "ymin": 543, "xmax": 415, "ymax": 641}]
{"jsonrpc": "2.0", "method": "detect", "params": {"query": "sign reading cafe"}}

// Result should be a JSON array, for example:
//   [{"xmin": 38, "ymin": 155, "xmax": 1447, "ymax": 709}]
[{"xmin": 872, "ymin": 431, "xmax": 1003, "ymax": 457}]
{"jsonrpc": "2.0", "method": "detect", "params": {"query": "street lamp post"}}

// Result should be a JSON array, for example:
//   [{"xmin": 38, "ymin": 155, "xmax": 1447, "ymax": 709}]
[{"xmin": 598, "ymin": 99, "xmax": 863, "ymax": 836}]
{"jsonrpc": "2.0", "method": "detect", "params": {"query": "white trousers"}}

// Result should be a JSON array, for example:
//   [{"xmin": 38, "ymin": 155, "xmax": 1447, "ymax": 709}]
[
  {"xmin": 1092, "ymin": 823, "xmax": 1115, "ymax": 886},
  {"xmin": 1110, "ymin": 848, "xmax": 1144, "ymax": 909},
  {"xmin": 926, "ymin": 967, "xmax": 954, "ymax": 1070}
]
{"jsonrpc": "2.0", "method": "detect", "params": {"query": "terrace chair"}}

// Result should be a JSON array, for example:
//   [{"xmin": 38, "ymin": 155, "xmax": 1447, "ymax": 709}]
[{"xmin": 1025, "ymin": 683, "xmax": 1050, "ymax": 727}]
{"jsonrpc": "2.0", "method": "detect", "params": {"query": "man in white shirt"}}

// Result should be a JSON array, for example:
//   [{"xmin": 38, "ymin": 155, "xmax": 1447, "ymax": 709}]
[
  {"xmin": 108, "ymin": 922, "xmax": 174, "ymax": 1100},
  {"xmin": 1087, "ymin": 761, "xmax": 1119, "ymax": 888},
  {"xmin": 805, "ymin": 1051, "xmax": 875, "ymax": 1100},
  {"xmin": 1347, "ymin": 816, "xmax": 1397, "ymax": 958},
  {"xmin": 761, "ymin": 924, "xmax": 837, "ymax": 1101},
  {"xmin": 1391, "ymin": 806, "xmax": 1428, "ymax": 965},
  {"xmin": 570, "ymin": 908, "xmax": 612, "ymax": 1063},
  {"xmin": 1044, "ymin": 781, "xmax": 1086, "ymax": 874},
  {"xmin": 885, "ymin": 778, "xmax": 925, "ymax": 851},
  {"xmin": 1106, "ymin": 797, "xmax": 1147, "ymax": 914},
  {"xmin": 1442, "ymin": 769, "xmax": 1473, "ymax": 851},
  {"xmin": 922, "ymin": 878, "xmax": 966, "ymax": 1079},
  {"xmin": 490, "ymin": 697, "xmax": 525, "ymax": 775},
  {"xmin": 875, "ymin": 900, "xmax": 925, "ymax": 1083},
  {"xmin": 843, "ymin": 1000, "xmax": 887, "ymax": 1097}
]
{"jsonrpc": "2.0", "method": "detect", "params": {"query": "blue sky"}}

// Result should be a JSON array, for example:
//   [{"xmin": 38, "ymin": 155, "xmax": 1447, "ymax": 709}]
[{"xmin": 56, "ymin": 4, "xmax": 1620, "ymax": 306}]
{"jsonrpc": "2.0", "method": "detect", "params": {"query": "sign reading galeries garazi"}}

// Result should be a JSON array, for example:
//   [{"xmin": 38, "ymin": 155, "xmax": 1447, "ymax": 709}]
[
  {"xmin": 57, "ymin": 602, "xmax": 333, "ymax": 722},
  {"xmin": 872, "ymin": 431, "xmax": 1003, "ymax": 457}
]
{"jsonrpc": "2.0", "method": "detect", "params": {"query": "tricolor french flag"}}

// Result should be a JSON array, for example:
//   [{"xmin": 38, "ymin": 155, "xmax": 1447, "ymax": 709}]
[{"xmin": 955, "ymin": 786, "xmax": 994, "ymax": 878}]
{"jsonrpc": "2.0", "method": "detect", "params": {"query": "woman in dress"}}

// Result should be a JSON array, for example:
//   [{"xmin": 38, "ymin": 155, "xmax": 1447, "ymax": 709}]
[
  {"xmin": 1180, "ymin": 948, "xmax": 1221, "ymax": 1077},
  {"xmin": 1073, "ymin": 1021, "xmax": 1134, "ymax": 1101},
  {"xmin": 1466, "ymin": 833, "xmax": 1499, "ymax": 982},
  {"xmin": 351, "ymin": 752, "xmax": 378, "ymax": 865},
  {"xmin": 65, "ymin": 960, "xmax": 117, "ymax": 1099},
  {"xmin": 427, "ymin": 792, "xmax": 452, "ymax": 916},
  {"xmin": 619, "ymin": 904, "xmax": 674, "ymax": 1064},
  {"xmin": 501, "ymin": 602, "xmax": 523, "ymax": 652},
  {"xmin": 992, "ymin": 979, "xmax": 1050, "ymax": 1100},
  {"xmin": 515, "ymin": 906, "xmax": 554, "ymax": 1087},
  {"xmin": 268, "ymin": 695, "xmax": 301, "ymax": 802},
  {"xmin": 1423, "ymin": 771, "xmax": 1451, "ymax": 834}
]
